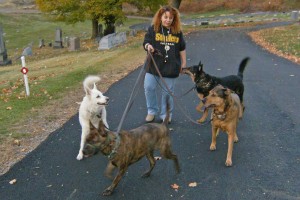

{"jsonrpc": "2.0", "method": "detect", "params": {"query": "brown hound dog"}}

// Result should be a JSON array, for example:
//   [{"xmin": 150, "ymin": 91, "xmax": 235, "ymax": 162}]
[
  {"xmin": 202, "ymin": 85, "xmax": 243, "ymax": 167},
  {"xmin": 82, "ymin": 103, "xmax": 180, "ymax": 195}
]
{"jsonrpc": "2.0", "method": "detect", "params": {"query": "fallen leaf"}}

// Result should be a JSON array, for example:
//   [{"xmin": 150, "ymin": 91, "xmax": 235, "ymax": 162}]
[
  {"xmin": 171, "ymin": 183, "xmax": 179, "ymax": 190},
  {"xmin": 189, "ymin": 182, "xmax": 197, "ymax": 187},
  {"xmin": 13, "ymin": 139, "xmax": 21, "ymax": 146},
  {"xmin": 9, "ymin": 179, "xmax": 17, "ymax": 185},
  {"xmin": 6, "ymin": 106, "xmax": 12, "ymax": 110}
]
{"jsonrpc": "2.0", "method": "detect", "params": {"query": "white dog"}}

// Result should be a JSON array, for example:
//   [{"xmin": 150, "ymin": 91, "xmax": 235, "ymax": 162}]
[{"xmin": 77, "ymin": 75, "xmax": 109, "ymax": 160}]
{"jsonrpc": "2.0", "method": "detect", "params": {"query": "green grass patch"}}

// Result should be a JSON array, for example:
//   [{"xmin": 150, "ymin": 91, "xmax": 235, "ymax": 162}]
[{"xmin": 258, "ymin": 24, "xmax": 300, "ymax": 57}]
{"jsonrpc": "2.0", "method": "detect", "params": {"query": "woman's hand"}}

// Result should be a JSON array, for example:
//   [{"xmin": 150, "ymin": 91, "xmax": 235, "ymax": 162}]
[{"xmin": 145, "ymin": 43, "xmax": 154, "ymax": 53}]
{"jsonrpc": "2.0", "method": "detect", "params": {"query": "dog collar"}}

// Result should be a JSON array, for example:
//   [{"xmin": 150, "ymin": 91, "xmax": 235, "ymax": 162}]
[
  {"xmin": 213, "ymin": 113, "xmax": 226, "ymax": 120},
  {"xmin": 107, "ymin": 133, "xmax": 121, "ymax": 160}
]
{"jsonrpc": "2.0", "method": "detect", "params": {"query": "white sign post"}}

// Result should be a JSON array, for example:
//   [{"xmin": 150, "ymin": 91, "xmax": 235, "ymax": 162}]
[{"xmin": 20, "ymin": 56, "xmax": 30, "ymax": 96}]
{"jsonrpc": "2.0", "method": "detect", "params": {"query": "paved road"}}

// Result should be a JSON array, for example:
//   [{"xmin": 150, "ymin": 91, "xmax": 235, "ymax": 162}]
[{"xmin": 1, "ymin": 22, "xmax": 299, "ymax": 200}]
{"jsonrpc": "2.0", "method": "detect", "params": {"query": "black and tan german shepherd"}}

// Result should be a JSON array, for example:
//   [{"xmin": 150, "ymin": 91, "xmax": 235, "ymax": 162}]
[{"xmin": 182, "ymin": 57, "xmax": 250, "ymax": 122}]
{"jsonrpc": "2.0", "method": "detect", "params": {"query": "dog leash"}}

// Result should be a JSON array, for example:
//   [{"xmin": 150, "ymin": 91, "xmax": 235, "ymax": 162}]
[
  {"xmin": 148, "ymin": 52, "xmax": 211, "ymax": 126},
  {"xmin": 107, "ymin": 54, "xmax": 151, "ymax": 159}
]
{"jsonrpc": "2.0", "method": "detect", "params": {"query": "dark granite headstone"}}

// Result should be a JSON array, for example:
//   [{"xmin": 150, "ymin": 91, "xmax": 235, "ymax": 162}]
[
  {"xmin": 39, "ymin": 39, "xmax": 45, "ymax": 48},
  {"xmin": 53, "ymin": 28, "xmax": 63, "ymax": 48},
  {"xmin": 0, "ymin": 26, "xmax": 12, "ymax": 66}
]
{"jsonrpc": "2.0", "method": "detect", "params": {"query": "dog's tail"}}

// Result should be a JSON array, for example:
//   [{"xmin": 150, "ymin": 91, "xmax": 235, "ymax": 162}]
[
  {"xmin": 83, "ymin": 75, "xmax": 101, "ymax": 93},
  {"xmin": 163, "ymin": 97, "xmax": 170, "ymax": 126},
  {"xmin": 237, "ymin": 57, "xmax": 250, "ymax": 80}
]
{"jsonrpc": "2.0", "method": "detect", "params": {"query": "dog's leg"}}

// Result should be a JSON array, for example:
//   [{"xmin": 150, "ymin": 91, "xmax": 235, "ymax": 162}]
[
  {"xmin": 104, "ymin": 161, "xmax": 116, "ymax": 179},
  {"xmin": 197, "ymin": 108, "xmax": 209, "ymax": 123},
  {"xmin": 77, "ymin": 126, "xmax": 89, "ymax": 160},
  {"xmin": 161, "ymin": 145, "xmax": 180, "ymax": 173},
  {"xmin": 103, "ymin": 166, "xmax": 128, "ymax": 196},
  {"xmin": 142, "ymin": 152, "xmax": 156, "ymax": 178},
  {"xmin": 196, "ymin": 101, "xmax": 204, "ymax": 112},
  {"xmin": 234, "ymin": 130, "xmax": 239, "ymax": 143},
  {"xmin": 101, "ymin": 108, "xmax": 109, "ymax": 129},
  {"xmin": 210, "ymin": 126, "xmax": 218, "ymax": 151},
  {"xmin": 225, "ymin": 131, "xmax": 235, "ymax": 167},
  {"xmin": 239, "ymin": 103, "xmax": 244, "ymax": 119},
  {"xmin": 196, "ymin": 94, "xmax": 204, "ymax": 112}
]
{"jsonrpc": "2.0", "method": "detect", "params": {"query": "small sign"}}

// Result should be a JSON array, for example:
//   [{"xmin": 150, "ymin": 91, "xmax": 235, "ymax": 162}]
[{"xmin": 21, "ymin": 67, "xmax": 29, "ymax": 75}]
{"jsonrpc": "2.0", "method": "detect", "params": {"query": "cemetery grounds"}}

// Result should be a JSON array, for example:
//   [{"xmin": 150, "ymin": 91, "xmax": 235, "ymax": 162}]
[{"xmin": 0, "ymin": 10, "xmax": 299, "ymax": 175}]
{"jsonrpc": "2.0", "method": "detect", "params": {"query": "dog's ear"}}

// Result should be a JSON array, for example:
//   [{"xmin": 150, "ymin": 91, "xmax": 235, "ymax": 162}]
[
  {"xmin": 93, "ymin": 83, "xmax": 98, "ymax": 90},
  {"xmin": 198, "ymin": 61, "xmax": 203, "ymax": 72},
  {"xmin": 223, "ymin": 88, "xmax": 231, "ymax": 96},
  {"xmin": 90, "ymin": 121, "xmax": 96, "ymax": 129},
  {"xmin": 98, "ymin": 119, "xmax": 107, "ymax": 137},
  {"xmin": 85, "ymin": 87, "xmax": 92, "ymax": 96}
]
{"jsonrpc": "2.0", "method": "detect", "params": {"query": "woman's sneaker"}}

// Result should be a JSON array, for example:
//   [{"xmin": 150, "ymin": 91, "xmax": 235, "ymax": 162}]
[{"xmin": 145, "ymin": 114, "xmax": 155, "ymax": 122}]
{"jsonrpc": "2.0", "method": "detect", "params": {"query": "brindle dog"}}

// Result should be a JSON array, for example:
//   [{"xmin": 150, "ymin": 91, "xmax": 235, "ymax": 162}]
[
  {"xmin": 202, "ymin": 85, "xmax": 243, "ymax": 167},
  {"xmin": 82, "ymin": 105, "xmax": 180, "ymax": 196},
  {"xmin": 182, "ymin": 57, "xmax": 249, "ymax": 123}
]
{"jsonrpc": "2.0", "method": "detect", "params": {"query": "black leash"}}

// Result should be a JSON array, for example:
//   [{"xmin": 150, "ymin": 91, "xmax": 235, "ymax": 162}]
[{"xmin": 148, "ymin": 51, "xmax": 211, "ymax": 126}]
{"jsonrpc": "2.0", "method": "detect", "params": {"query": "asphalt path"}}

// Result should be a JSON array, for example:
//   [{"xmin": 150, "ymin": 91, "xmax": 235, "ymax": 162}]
[{"xmin": 1, "ymin": 21, "xmax": 300, "ymax": 200}]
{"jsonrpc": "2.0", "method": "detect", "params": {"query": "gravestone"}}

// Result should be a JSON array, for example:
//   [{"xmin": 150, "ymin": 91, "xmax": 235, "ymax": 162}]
[
  {"xmin": 64, "ymin": 37, "xmax": 70, "ymax": 47},
  {"xmin": 201, "ymin": 21, "xmax": 209, "ymax": 25},
  {"xmin": 129, "ymin": 29, "xmax": 137, "ymax": 37},
  {"xmin": 39, "ymin": 39, "xmax": 45, "ymax": 48},
  {"xmin": 22, "ymin": 46, "xmax": 32, "ymax": 56},
  {"xmin": 98, "ymin": 32, "xmax": 127, "ymax": 50},
  {"xmin": 68, "ymin": 37, "xmax": 80, "ymax": 51},
  {"xmin": 53, "ymin": 28, "xmax": 64, "ymax": 48},
  {"xmin": 0, "ymin": 26, "xmax": 12, "ymax": 66},
  {"xmin": 291, "ymin": 11, "xmax": 299, "ymax": 21}
]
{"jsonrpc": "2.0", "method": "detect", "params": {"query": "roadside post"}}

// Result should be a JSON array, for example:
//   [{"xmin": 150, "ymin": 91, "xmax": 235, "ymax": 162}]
[{"xmin": 20, "ymin": 56, "xmax": 30, "ymax": 96}]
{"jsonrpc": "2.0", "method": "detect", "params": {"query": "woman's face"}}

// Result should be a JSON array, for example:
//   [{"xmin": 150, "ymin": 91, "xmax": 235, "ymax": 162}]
[{"xmin": 161, "ymin": 11, "xmax": 174, "ymax": 28}]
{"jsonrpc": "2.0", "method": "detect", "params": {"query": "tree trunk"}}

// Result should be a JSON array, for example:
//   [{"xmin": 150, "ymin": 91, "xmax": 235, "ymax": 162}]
[
  {"xmin": 170, "ymin": 0, "xmax": 182, "ymax": 9},
  {"xmin": 91, "ymin": 18, "xmax": 99, "ymax": 39},
  {"xmin": 103, "ymin": 15, "xmax": 116, "ymax": 36}
]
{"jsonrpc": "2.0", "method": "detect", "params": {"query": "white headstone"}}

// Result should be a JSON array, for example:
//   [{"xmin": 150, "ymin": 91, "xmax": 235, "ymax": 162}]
[
  {"xmin": 291, "ymin": 11, "xmax": 299, "ymax": 21},
  {"xmin": 68, "ymin": 37, "xmax": 80, "ymax": 51},
  {"xmin": 98, "ymin": 32, "xmax": 127, "ymax": 50}
]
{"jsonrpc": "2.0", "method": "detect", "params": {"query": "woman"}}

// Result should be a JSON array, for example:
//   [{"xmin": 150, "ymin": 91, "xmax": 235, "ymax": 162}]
[{"xmin": 143, "ymin": 5, "xmax": 186, "ymax": 123}]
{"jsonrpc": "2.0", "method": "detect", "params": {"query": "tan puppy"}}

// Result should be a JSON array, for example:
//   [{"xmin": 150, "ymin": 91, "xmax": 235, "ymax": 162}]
[
  {"xmin": 202, "ymin": 85, "xmax": 243, "ymax": 166},
  {"xmin": 82, "ymin": 104, "xmax": 180, "ymax": 196}
]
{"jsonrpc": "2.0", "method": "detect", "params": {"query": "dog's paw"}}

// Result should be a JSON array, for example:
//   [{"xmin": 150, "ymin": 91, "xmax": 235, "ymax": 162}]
[
  {"xmin": 210, "ymin": 144, "xmax": 216, "ymax": 151},
  {"xmin": 102, "ymin": 188, "xmax": 113, "ymax": 196},
  {"xmin": 234, "ymin": 137, "xmax": 239, "ymax": 143},
  {"xmin": 225, "ymin": 160, "xmax": 232, "ymax": 167},
  {"xmin": 76, "ymin": 153, "xmax": 83, "ymax": 160}
]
